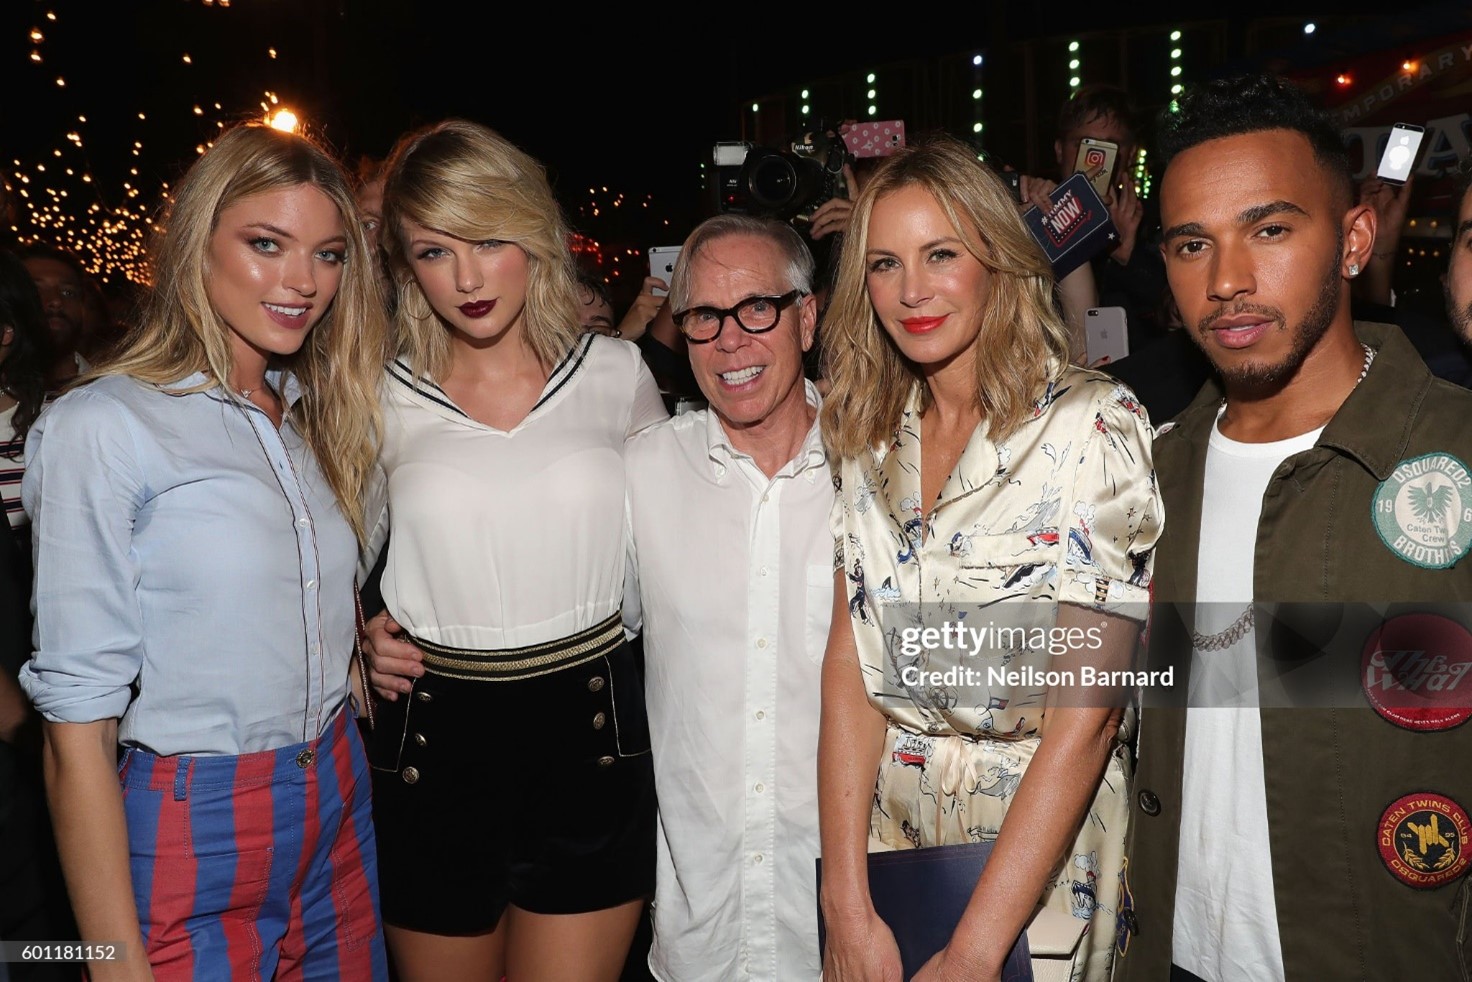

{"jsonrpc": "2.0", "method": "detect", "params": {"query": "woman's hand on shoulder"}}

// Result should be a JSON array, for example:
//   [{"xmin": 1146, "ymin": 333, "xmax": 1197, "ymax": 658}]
[
  {"xmin": 363, "ymin": 610, "xmax": 424, "ymax": 701},
  {"xmin": 821, "ymin": 909, "xmax": 904, "ymax": 982}
]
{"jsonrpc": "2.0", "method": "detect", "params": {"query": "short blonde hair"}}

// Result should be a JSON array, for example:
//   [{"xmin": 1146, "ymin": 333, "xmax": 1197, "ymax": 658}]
[
  {"xmin": 667, "ymin": 214, "xmax": 814, "ymax": 313},
  {"xmin": 95, "ymin": 122, "xmax": 388, "ymax": 542},
  {"xmin": 821, "ymin": 136, "xmax": 1071, "ymax": 459},
  {"xmin": 380, "ymin": 119, "xmax": 581, "ymax": 378}
]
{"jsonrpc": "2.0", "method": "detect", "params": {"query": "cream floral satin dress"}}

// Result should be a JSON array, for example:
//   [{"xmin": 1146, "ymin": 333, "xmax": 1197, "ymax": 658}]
[{"xmin": 830, "ymin": 365, "xmax": 1163, "ymax": 981}]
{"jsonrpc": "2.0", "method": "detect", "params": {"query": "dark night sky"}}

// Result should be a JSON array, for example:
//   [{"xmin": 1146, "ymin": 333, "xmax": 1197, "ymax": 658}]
[{"xmin": 2, "ymin": 1, "xmax": 1460, "ymax": 291}]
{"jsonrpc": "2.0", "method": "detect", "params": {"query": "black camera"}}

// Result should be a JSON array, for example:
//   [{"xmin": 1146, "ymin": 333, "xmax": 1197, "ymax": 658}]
[{"xmin": 713, "ymin": 126, "xmax": 854, "ymax": 227}]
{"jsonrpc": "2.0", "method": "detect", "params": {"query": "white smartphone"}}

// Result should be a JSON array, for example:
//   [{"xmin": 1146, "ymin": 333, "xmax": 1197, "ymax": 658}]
[
  {"xmin": 647, "ymin": 246, "xmax": 682, "ymax": 298},
  {"xmin": 1376, "ymin": 123, "xmax": 1424, "ymax": 185},
  {"xmin": 1085, "ymin": 307, "xmax": 1129, "ymax": 366}
]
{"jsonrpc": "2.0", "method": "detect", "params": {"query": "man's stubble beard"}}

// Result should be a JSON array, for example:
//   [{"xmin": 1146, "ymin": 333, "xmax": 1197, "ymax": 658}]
[{"xmin": 1195, "ymin": 235, "xmax": 1344, "ymax": 392}]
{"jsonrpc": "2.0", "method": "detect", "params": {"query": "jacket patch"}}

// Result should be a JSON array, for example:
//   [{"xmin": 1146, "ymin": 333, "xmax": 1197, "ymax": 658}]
[
  {"xmin": 1361, "ymin": 612, "xmax": 1472, "ymax": 731},
  {"xmin": 1372, "ymin": 453, "xmax": 1472, "ymax": 569},
  {"xmin": 1378, "ymin": 792, "xmax": 1471, "ymax": 889}
]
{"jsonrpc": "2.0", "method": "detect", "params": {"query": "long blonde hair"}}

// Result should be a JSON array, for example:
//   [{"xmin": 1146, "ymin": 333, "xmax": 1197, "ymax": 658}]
[
  {"xmin": 94, "ymin": 123, "xmax": 388, "ymax": 542},
  {"xmin": 821, "ymin": 136, "xmax": 1072, "ymax": 459},
  {"xmin": 379, "ymin": 119, "xmax": 581, "ymax": 379}
]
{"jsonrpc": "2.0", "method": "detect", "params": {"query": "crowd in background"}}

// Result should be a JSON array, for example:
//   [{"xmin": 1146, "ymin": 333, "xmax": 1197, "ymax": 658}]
[{"xmin": 2, "ymin": 67, "xmax": 1472, "ymax": 982}]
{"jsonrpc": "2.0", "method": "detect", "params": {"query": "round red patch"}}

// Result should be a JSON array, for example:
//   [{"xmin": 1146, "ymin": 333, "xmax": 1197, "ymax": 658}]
[
  {"xmin": 1378, "ymin": 792, "xmax": 1472, "ymax": 889},
  {"xmin": 1361, "ymin": 613, "xmax": 1472, "ymax": 731}
]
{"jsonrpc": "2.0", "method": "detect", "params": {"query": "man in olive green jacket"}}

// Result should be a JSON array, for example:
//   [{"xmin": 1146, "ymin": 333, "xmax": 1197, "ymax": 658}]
[{"xmin": 1115, "ymin": 76, "xmax": 1472, "ymax": 982}]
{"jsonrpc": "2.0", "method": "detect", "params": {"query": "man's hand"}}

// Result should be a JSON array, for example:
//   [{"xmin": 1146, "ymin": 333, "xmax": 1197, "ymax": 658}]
[
  {"xmin": 363, "ymin": 610, "xmax": 425, "ymax": 701},
  {"xmin": 1018, "ymin": 175, "xmax": 1057, "ymax": 215},
  {"xmin": 616, "ymin": 276, "xmax": 669, "ymax": 342},
  {"xmin": 810, "ymin": 164, "xmax": 861, "ymax": 241}
]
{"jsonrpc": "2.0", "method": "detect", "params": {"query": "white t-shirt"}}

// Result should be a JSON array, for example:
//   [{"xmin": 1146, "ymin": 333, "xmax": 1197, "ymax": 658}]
[
  {"xmin": 624, "ymin": 384, "xmax": 831, "ymax": 982},
  {"xmin": 367, "ymin": 333, "xmax": 667, "ymax": 649},
  {"xmin": 1172, "ymin": 410, "xmax": 1321, "ymax": 982}
]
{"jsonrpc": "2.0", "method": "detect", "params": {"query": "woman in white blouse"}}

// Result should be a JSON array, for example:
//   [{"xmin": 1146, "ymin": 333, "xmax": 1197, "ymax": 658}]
[
  {"xmin": 360, "ymin": 119, "xmax": 667, "ymax": 982},
  {"xmin": 817, "ymin": 137, "xmax": 1162, "ymax": 982}
]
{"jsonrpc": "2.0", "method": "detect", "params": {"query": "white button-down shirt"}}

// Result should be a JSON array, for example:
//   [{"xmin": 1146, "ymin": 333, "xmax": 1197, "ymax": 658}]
[{"xmin": 625, "ymin": 382, "xmax": 832, "ymax": 982}]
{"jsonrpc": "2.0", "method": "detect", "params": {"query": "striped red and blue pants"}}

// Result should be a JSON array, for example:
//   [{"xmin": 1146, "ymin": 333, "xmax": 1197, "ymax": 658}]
[{"xmin": 118, "ymin": 709, "xmax": 387, "ymax": 981}]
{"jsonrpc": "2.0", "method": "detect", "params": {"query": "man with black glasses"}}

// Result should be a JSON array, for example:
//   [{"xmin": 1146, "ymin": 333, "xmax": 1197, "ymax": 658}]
[{"xmin": 623, "ymin": 214, "xmax": 832, "ymax": 981}]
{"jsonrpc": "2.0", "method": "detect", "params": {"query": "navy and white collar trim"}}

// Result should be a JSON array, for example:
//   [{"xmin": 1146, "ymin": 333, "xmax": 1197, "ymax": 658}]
[
  {"xmin": 532, "ymin": 332, "xmax": 593, "ymax": 413},
  {"xmin": 386, "ymin": 358, "xmax": 466, "ymax": 418},
  {"xmin": 387, "ymin": 333, "xmax": 595, "ymax": 420}
]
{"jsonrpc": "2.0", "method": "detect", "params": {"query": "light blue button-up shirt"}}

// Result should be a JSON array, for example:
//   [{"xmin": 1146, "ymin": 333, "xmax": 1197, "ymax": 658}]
[{"xmin": 18, "ymin": 372, "xmax": 357, "ymax": 756}]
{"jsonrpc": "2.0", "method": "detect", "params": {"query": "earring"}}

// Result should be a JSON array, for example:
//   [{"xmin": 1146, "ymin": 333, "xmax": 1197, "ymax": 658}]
[{"xmin": 1347, "ymin": 263, "xmax": 1360, "ymax": 278}]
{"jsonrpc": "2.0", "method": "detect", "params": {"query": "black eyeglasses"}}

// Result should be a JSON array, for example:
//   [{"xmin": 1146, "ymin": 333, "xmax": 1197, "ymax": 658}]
[{"xmin": 671, "ymin": 290, "xmax": 805, "ymax": 343}]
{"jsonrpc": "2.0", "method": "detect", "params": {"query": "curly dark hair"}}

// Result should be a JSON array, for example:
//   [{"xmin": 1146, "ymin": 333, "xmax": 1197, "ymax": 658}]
[
  {"xmin": 1156, "ymin": 74, "xmax": 1351, "ymax": 207},
  {"xmin": 0, "ymin": 250, "xmax": 55, "ymax": 449}
]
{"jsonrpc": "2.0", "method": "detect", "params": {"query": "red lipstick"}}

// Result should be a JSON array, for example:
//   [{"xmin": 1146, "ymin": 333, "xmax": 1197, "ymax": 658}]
[{"xmin": 900, "ymin": 315, "xmax": 948, "ymax": 335}]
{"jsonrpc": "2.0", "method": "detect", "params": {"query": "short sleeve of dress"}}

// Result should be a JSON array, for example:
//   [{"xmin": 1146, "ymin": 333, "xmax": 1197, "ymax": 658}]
[
  {"xmin": 829, "ymin": 468, "xmax": 846, "ymax": 573},
  {"xmin": 1058, "ymin": 384, "xmax": 1162, "ymax": 614}
]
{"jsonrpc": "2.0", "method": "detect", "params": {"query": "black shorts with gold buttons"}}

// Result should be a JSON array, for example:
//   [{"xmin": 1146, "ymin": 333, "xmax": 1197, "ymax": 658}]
[{"xmin": 367, "ymin": 612, "xmax": 656, "ymax": 934}]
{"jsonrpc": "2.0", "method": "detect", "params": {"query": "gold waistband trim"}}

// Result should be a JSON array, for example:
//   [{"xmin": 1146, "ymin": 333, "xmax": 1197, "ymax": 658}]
[{"xmin": 414, "ymin": 611, "xmax": 624, "ymax": 682}]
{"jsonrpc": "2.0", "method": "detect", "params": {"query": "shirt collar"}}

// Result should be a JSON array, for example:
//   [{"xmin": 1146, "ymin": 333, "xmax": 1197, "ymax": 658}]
[
  {"xmin": 159, "ymin": 368, "xmax": 303, "ymax": 407},
  {"xmin": 706, "ymin": 379, "xmax": 827, "ymax": 480},
  {"xmin": 1319, "ymin": 320, "xmax": 1434, "ymax": 481},
  {"xmin": 1161, "ymin": 320, "xmax": 1431, "ymax": 483}
]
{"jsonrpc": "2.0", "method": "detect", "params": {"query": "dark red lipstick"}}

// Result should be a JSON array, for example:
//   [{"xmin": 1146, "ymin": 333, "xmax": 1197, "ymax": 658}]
[{"xmin": 459, "ymin": 300, "xmax": 496, "ymax": 318}]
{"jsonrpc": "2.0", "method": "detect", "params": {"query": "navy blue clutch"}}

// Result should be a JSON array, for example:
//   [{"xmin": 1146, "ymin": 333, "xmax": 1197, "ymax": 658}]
[{"xmin": 817, "ymin": 840, "xmax": 1033, "ymax": 981}]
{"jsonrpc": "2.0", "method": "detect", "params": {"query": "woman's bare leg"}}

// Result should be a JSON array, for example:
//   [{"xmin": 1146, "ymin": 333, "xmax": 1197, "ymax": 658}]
[
  {"xmin": 384, "ymin": 919, "xmax": 506, "ymax": 982},
  {"xmin": 503, "ymin": 898, "xmax": 644, "ymax": 981}
]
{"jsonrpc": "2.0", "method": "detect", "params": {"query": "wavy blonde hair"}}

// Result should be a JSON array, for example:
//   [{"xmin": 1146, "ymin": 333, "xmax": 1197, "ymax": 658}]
[
  {"xmin": 379, "ymin": 119, "xmax": 581, "ymax": 379},
  {"xmin": 92, "ymin": 123, "xmax": 388, "ymax": 542},
  {"xmin": 821, "ymin": 135, "xmax": 1072, "ymax": 459}
]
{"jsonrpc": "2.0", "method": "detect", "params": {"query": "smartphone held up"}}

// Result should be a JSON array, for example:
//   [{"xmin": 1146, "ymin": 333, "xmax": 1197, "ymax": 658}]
[
  {"xmin": 647, "ymin": 246, "xmax": 681, "ymax": 298},
  {"xmin": 1073, "ymin": 138, "xmax": 1119, "ymax": 200},
  {"xmin": 1376, "ymin": 123, "xmax": 1424, "ymax": 186}
]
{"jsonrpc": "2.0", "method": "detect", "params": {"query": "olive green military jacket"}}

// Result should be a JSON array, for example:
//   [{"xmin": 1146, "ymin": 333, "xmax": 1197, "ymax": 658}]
[{"xmin": 1115, "ymin": 321, "xmax": 1472, "ymax": 982}]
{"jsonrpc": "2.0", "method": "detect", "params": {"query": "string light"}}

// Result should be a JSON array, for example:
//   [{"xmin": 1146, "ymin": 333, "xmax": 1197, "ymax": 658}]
[
  {"xmin": 972, "ymin": 53, "xmax": 985, "ymax": 148},
  {"xmin": 1169, "ymin": 29, "xmax": 1184, "ymax": 100},
  {"xmin": 7, "ymin": 21, "xmax": 307, "ymax": 286}
]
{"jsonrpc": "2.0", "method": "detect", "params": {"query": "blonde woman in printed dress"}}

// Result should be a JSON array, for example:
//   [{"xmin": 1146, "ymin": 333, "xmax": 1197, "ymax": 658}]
[{"xmin": 817, "ymin": 136, "xmax": 1163, "ymax": 982}]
